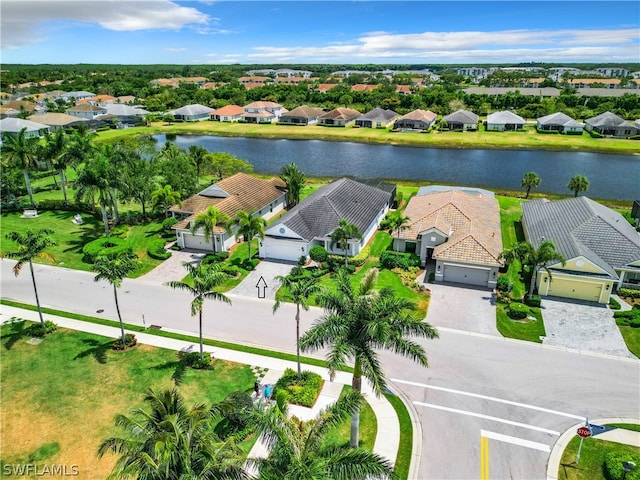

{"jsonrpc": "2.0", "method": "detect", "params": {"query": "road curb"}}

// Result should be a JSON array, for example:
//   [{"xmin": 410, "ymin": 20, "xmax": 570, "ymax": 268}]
[
  {"xmin": 546, "ymin": 417, "xmax": 640, "ymax": 480},
  {"xmin": 388, "ymin": 380, "xmax": 423, "ymax": 480}
]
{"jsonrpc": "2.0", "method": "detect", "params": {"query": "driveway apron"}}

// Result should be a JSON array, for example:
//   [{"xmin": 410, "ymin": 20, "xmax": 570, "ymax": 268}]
[
  {"xmin": 541, "ymin": 297, "xmax": 633, "ymax": 358},
  {"xmin": 228, "ymin": 260, "xmax": 296, "ymax": 301},
  {"xmin": 137, "ymin": 248, "xmax": 206, "ymax": 284}
]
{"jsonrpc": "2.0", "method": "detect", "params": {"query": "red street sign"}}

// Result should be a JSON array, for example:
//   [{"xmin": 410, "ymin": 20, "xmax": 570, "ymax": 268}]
[{"xmin": 577, "ymin": 426, "xmax": 591, "ymax": 438}]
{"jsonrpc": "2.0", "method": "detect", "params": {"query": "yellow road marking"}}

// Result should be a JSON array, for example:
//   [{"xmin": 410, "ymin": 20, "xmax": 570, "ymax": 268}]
[{"xmin": 480, "ymin": 435, "xmax": 490, "ymax": 480}]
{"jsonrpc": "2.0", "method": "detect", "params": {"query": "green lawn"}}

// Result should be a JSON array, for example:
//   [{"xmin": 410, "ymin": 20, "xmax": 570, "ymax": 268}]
[
  {"xmin": 497, "ymin": 195, "xmax": 527, "ymax": 299},
  {"xmin": 618, "ymin": 325, "xmax": 640, "ymax": 359},
  {"xmin": 321, "ymin": 385, "xmax": 377, "ymax": 452},
  {"xmin": 496, "ymin": 302, "xmax": 546, "ymax": 343},
  {"xmin": 558, "ymin": 425, "xmax": 640, "ymax": 480},
  {"xmin": 0, "ymin": 211, "xmax": 164, "ymax": 277},
  {"xmin": 0, "ymin": 319, "xmax": 256, "ymax": 478}
]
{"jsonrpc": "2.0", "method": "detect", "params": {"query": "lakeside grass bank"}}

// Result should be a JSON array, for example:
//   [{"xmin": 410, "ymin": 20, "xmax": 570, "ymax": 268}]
[{"xmin": 96, "ymin": 120, "xmax": 640, "ymax": 155}]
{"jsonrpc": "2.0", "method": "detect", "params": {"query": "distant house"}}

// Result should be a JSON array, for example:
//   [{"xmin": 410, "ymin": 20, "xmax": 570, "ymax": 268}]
[
  {"xmin": 279, "ymin": 105, "xmax": 325, "ymax": 125},
  {"xmin": 486, "ymin": 111, "xmax": 526, "ymax": 131},
  {"xmin": 26, "ymin": 113, "xmax": 89, "ymax": 131},
  {"xmin": 242, "ymin": 101, "xmax": 285, "ymax": 123},
  {"xmin": 399, "ymin": 186, "xmax": 503, "ymax": 289},
  {"xmin": 351, "ymin": 84, "xmax": 379, "ymax": 93},
  {"xmin": 170, "ymin": 104, "xmax": 214, "ymax": 122},
  {"xmin": 103, "ymin": 104, "xmax": 149, "ymax": 124},
  {"xmin": 170, "ymin": 173, "xmax": 287, "ymax": 252},
  {"xmin": 355, "ymin": 108, "xmax": 398, "ymax": 128},
  {"xmin": 316, "ymin": 84, "xmax": 340, "ymax": 93},
  {"xmin": 260, "ymin": 178, "xmax": 392, "ymax": 262},
  {"xmin": 522, "ymin": 197, "xmax": 640, "ymax": 303},
  {"xmin": 395, "ymin": 85, "xmax": 412, "ymax": 95},
  {"xmin": 536, "ymin": 112, "xmax": 583, "ymax": 134},
  {"xmin": 210, "ymin": 105, "xmax": 244, "ymax": 122},
  {"xmin": 393, "ymin": 109, "xmax": 437, "ymax": 131},
  {"xmin": 0, "ymin": 117, "xmax": 50, "ymax": 138},
  {"xmin": 1, "ymin": 100, "xmax": 37, "ymax": 115},
  {"xmin": 65, "ymin": 104, "xmax": 108, "ymax": 120},
  {"xmin": 443, "ymin": 109, "xmax": 479, "ymax": 131},
  {"xmin": 584, "ymin": 111, "xmax": 639, "ymax": 138},
  {"xmin": 318, "ymin": 107, "xmax": 361, "ymax": 127}
]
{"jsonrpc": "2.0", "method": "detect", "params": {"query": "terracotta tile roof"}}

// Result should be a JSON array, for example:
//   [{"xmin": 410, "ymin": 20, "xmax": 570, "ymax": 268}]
[
  {"xmin": 316, "ymin": 83, "xmax": 340, "ymax": 92},
  {"xmin": 403, "ymin": 190, "xmax": 503, "ymax": 266},
  {"xmin": 351, "ymin": 84, "xmax": 379, "ymax": 92},
  {"xmin": 318, "ymin": 107, "xmax": 361, "ymax": 121},
  {"xmin": 170, "ymin": 173, "xmax": 286, "ymax": 233},
  {"xmin": 212, "ymin": 104, "xmax": 244, "ymax": 116}
]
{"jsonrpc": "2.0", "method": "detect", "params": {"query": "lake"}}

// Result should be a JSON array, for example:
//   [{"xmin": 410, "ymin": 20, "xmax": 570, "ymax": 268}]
[{"xmin": 153, "ymin": 134, "xmax": 640, "ymax": 201}]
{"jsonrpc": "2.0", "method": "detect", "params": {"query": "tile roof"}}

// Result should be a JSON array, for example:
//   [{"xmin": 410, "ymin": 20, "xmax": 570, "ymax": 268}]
[
  {"xmin": 243, "ymin": 101, "xmax": 282, "ymax": 110},
  {"xmin": 212, "ymin": 104, "xmax": 244, "ymax": 116},
  {"xmin": 26, "ymin": 113, "xmax": 89, "ymax": 126},
  {"xmin": 0, "ymin": 117, "xmax": 50, "ymax": 133},
  {"xmin": 280, "ymin": 105, "xmax": 324, "ymax": 119},
  {"xmin": 397, "ymin": 109, "xmax": 437, "ymax": 122},
  {"xmin": 402, "ymin": 190, "xmax": 503, "ymax": 266},
  {"xmin": 66, "ymin": 104, "xmax": 107, "ymax": 112},
  {"xmin": 444, "ymin": 109, "xmax": 479, "ymax": 124},
  {"xmin": 585, "ymin": 111, "xmax": 632, "ymax": 127},
  {"xmin": 537, "ymin": 112, "xmax": 582, "ymax": 127},
  {"xmin": 522, "ymin": 197, "xmax": 640, "ymax": 279},
  {"xmin": 357, "ymin": 108, "xmax": 398, "ymax": 122},
  {"xmin": 170, "ymin": 173, "xmax": 286, "ymax": 233},
  {"xmin": 170, "ymin": 104, "xmax": 214, "ymax": 116},
  {"xmin": 487, "ymin": 110, "xmax": 525, "ymax": 124},
  {"xmin": 318, "ymin": 107, "xmax": 361, "ymax": 121},
  {"xmin": 269, "ymin": 178, "xmax": 392, "ymax": 242}
]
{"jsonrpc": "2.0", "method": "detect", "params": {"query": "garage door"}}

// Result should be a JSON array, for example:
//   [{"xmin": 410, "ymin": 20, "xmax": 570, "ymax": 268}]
[
  {"xmin": 443, "ymin": 265, "xmax": 489, "ymax": 287},
  {"xmin": 546, "ymin": 278, "xmax": 603, "ymax": 302},
  {"xmin": 263, "ymin": 240, "xmax": 304, "ymax": 262},
  {"xmin": 183, "ymin": 234, "xmax": 213, "ymax": 251}
]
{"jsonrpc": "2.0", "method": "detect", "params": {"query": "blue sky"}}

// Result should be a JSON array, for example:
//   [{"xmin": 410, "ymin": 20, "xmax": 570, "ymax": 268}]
[{"xmin": 2, "ymin": 1, "xmax": 639, "ymax": 65}]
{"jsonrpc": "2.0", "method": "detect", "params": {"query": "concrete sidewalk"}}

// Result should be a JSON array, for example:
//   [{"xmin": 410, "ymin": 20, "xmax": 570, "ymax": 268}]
[
  {"xmin": 0, "ymin": 305, "xmax": 402, "ymax": 470},
  {"xmin": 547, "ymin": 417, "xmax": 640, "ymax": 480}
]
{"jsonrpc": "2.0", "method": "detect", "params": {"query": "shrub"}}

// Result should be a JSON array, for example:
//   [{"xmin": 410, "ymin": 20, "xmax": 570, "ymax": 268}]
[
  {"xmin": 618, "ymin": 288, "xmax": 640, "ymax": 299},
  {"xmin": 379, "ymin": 250, "xmax": 421, "ymax": 270},
  {"xmin": 242, "ymin": 258, "xmax": 260, "ymax": 271},
  {"xmin": 507, "ymin": 302, "xmax": 529, "ymax": 320},
  {"xmin": 110, "ymin": 224, "xmax": 129, "ymax": 238},
  {"xmin": 609, "ymin": 297, "xmax": 622, "ymax": 310},
  {"xmin": 524, "ymin": 294, "xmax": 541, "ymax": 308},
  {"xmin": 274, "ymin": 368, "xmax": 323, "ymax": 407},
  {"xmin": 26, "ymin": 320, "xmax": 57, "ymax": 337},
  {"xmin": 350, "ymin": 246, "xmax": 370, "ymax": 266},
  {"xmin": 112, "ymin": 333, "xmax": 137, "ymax": 351},
  {"xmin": 297, "ymin": 255, "xmax": 307, "ymax": 267},
  {"xmin": 603, "ymin": 451, "xmax": 640, "ymax": 480},
  {"xmin": 215, "ymin": 391, "xmax": 254, "ymax": 440},
  {"xmin": 428, "ymin": 272, "xmax": 435, "ymax": 283},
  {"xmin": 82, "ymin": 237, "xmax": 132, "ymax": 262},
  {"xmin": 496, "ymin": 275, "xmax": 512, "ymax": 293},
  {"xmin": 147, "ymin": 238, "xmax": 171, "ymax": 260},
  {"xmin": 309, "ymin": 245, "xmax": 328, "ymax": 263},
  {"xmin": 181, "ymin": 351, "xmax": 212, "ymax": 369}
]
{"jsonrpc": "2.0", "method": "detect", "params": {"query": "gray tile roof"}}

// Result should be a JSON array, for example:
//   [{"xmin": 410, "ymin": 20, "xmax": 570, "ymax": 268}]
[
  {"xmin": 585, "ymin": 111, "xmax": 633, "ymax": 128},
  {"xmin": 357, "ymin": 108, "xmax": 398, "ymax": 122},
  {"xmin": 0, "ymin": 117, "xmax": 49, "ymax": 133},
  {"xmin": 170, "ymin": 104, "xmax": 213, "ymax": 116},
  {"xmin": 270, "ymin": 178, "xmax": 392, "ymax": 242},
  {"xmin": 522, "ymin": 197, "xmax": 640, "ymax": 279},
  {"xmin": 444, "ymin": 109, "xmax": 479, "ymax": 124},
  {"xmin": 487, "ymin": 111, "xmax": 525, "ymax": 124},
  {"xmin": 537, "ymin": 112, "xmax": 581, "ymax": 126}
]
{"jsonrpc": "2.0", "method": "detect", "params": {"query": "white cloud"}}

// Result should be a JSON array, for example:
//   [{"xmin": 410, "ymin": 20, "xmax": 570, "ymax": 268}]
[{"xmin": 1, "ymin": 0, "xmax": 209, "ymax": 49}]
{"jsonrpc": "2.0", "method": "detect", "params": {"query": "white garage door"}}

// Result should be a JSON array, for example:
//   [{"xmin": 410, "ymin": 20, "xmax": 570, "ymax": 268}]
[
  {"xmin": 183, "ymin": 234, "xmax": 213, "ymax": 251},
  {"xmin": 263, "ymin": 240, "xmax": 305, "ymax": 262},
  {"xmin": 443, "ymin": 265, "xmax": 489, "ymax": 287}
]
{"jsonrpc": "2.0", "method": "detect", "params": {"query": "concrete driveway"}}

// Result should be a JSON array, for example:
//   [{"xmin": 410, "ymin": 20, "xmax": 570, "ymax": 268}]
[
  {"xmin": 137, "ymin": 248, "xmax": 206, "ymax": 284},
  {"xmin": 424, "ymin": 282, "xmax": 499, "ymax": 336},
  {"xmin": 541, "ymin": 297, "xmax": 633, "ymax": 358},
  {"xmin": 228, "ymin": 260, "xmax": 296, "ymax": 300}
]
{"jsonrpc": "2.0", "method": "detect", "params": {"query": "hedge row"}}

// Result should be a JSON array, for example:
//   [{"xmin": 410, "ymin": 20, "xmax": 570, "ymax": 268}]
[
  {"xmin": 379, "ymin": 251, "xmax": 421, "ymax": 270},
  {"xmin": 618, "ymin": 288, "xmax": 640, "ymax": 299},
  {"xmin": 147, "ymin": 238, "xmax": 171, "ymax": 260},
  {"xmin": 274, "ymin": 368, "xmax": 323, "ymax": 408},
  {"xmin": 82, "ymin": 237, "xmax": 131, "ymax": 262}
]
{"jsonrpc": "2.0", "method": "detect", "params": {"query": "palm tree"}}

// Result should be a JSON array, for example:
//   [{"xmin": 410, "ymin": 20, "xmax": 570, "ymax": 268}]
[
  {"xmin": 66, "ymin": 125, "xmax": 96, "ymax": 170},
  {"xmin": 43, "ymin": 129, "xmax": 71, "ymax": 205},
  {"xmin": 273, "ymin": 275, "xmax": 322, "ymax": 380},
  {"xmin": 300, "ymin": 268, "xmax": 438, "ymax": 448},
  {"xmin": 75, "ymin": 154, "xmax": 113, "ymax": 236},
  {"xmin": 279, "ymin": 162, "xmax": 306, "ymax": 208},
  {"xmin": 151, "ymin": 184, "xmax": 181, "ymax": 214},
  {"xmin": 387, "ymin": 211, "xmax": 411, "ymax": 251},
  {"xmin": 1, "ymin": 128, "xmax": 39, "ymax": 208},
  {"xmin": 188, "ymin": 145, "xmax": 212, "ymax": 187},
  {"xmin": 567, "ymin": 175, "xmax": 590, "ymax": 197},
  {"xmin": 191, "ymin": 206, "xmax": 230, "ymax": 253},
  {"xmin": 98, "ymin": 388, "xmax": 247, "ymax": 480},
  {"xmin": 2, "ymin": 229, "xmax": 56, "ymax": 324},
  {"xmin": 165, "ymin": 262, "xmax": 231, "ymax": 360},
  {"xmin": 523, "ymin": 240, "xmax": 566, "ymax": 296},
  {"xmin": 521, "ymin": 172, "xmax": 541, "ymax": 199},
  {"xmin": 330, "ymin": 219, "xmax": 363, "ymax": 267},
  {"xmin": 228, "ymin": 210, "xmax": 266, "ymax": 261},
  {"xmin": 92, "ymin": 250, "xmax": 139, "ymax": 346},
  {"xmin": 249, "ymin": 389, "xmax": 393, "ymax": 480}
]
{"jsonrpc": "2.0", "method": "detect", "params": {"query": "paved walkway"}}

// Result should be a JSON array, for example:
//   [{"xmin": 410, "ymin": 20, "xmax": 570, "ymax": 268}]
[
  {"xmin": 547, "ymin": 417, "xmax": 640, "ymax": 480},
  {"xmin": 0, "ymin": 304, "xmax": 402, "ymax": 472}
]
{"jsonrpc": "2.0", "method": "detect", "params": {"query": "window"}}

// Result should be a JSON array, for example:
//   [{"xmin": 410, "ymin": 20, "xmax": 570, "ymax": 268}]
[{"xmin": 405, "ymin": 242, "xmax": 416, "ymax": 253}]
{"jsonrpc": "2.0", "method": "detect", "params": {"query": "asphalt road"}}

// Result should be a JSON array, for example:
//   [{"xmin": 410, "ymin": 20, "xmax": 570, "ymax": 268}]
[{"xmin": 2, "ymin": 260, "xmax": 639, "ymax": 480}]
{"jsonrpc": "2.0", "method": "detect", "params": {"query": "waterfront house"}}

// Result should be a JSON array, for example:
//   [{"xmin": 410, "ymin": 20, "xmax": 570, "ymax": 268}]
[
  {"xmin": 393, "ymin": 109, "xmax": 437, "ymax": 131},
  {"xmin": 210, "ymin": 105, "xmax": 244, "ymax": 122},
  {"xmin": 279, "ymin": 105, "xmax": 325, "ymax": 125},
  {"xmin": 317, "ymin": 107, "xmax": 361, "ymax": 127},
  {"xmin": 584, "ymin": 111, "xmax": 639, "ymax": 138},
  {"xmin": 355, "ymin": 108, "xmax": 398, "ymax": 128},
  {"xmin": 443, "ymin": 109, "xmax": 479, "ymax": 131},
  {"xmin": 536, "ymin": 112, "xmax": 583, "ymax": 134},
  {"xmin": 170, "ymin": 104, "xmax": 214, "ymax": 122},
  {"xmin": 486, "ymin": 111, "xmax": 526, "ymax": 131}
]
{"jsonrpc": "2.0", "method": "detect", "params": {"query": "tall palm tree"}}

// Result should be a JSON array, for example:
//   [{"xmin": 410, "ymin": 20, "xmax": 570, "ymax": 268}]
[
  {"xmin": 98, "ymin": 388, "xmax": 247, "ymax": 480},
  {"xmin": 165, "ymin": 262, "xmax": 231, "ymax": 360},
  {"xmin": 521, "ymin": 172, "xmax": 541, "ymax": 199},
  {"xmin": 249, "ymin": 389, "xmax": 394, "ymax": 480},
  {"xmin": 1, "ymin": 128, "xmax": 39, "ymax": 207},
  {"xmin": 151, "ymin": 184, "xmax": 181, "ymax": 214},
  {"xmin": 191, "ymin": 206, "xmax": 230, "ymax": 253},
  {"xmin": 66, "ymin": 125, "xmax": 96, "ymax": 170},
  {"xmin": 523, "ymin": 240, "xmax": 566, "ymax": 296},
  {"xmin": 300, "ymin": 268, "xmax": 438, "ymax": 448},
  {"xmin": 75, "ymin": 154, "xmax": 114, "ymax": 236},
  {"xmin": 43, "ymin": 129, "xmax": 72, "ymax": 205},
  {"xmin": 188, "ymin": 145, "xmax": 212, "ymax": 187},
  {"xmin": 2, "ymin": 229, "xmax": 56, "ymax": 324},
  {"xmin": 273, "ymin": 275, "xmax": 322, "ymax": 380},
  {"xmin": 567, "ymin": 175, "xmax": 590, "ymax": 197},
  {"xmin": 92, "ymin": 250, "xmax": 139, "ymax": 346},
  {"xmin": 387, "ymin": 211, "xmax": 411, "ymax": 251},
  {"xmin": 228, "ymin": 210, "xmax": 266, "ymax": 261},
  {"xmin": 279, "ymin": 162, "xmax": 306, "ymax": 208},
  {"xmin": 330, "ymin": 219, "xmax": 363, "ymax": 267}
]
